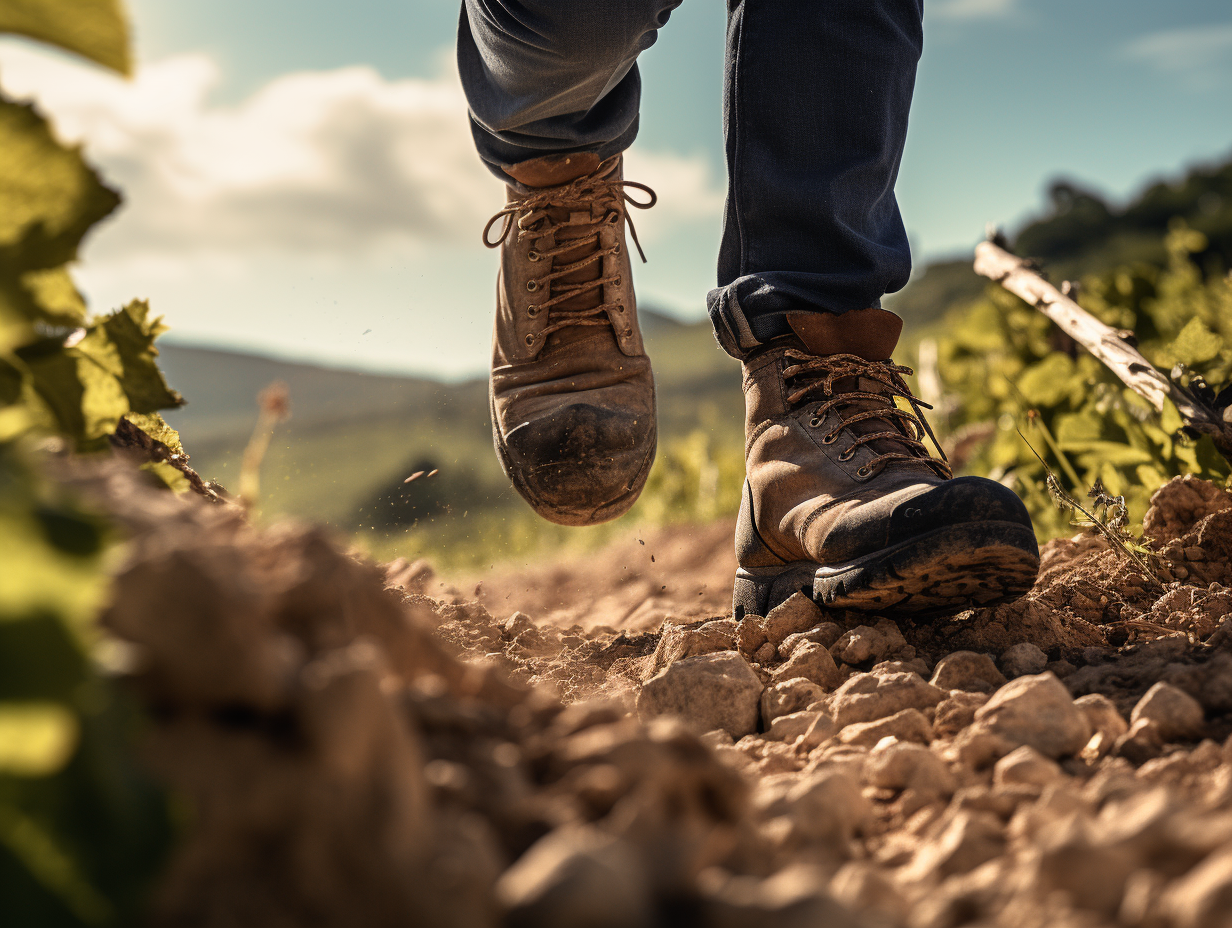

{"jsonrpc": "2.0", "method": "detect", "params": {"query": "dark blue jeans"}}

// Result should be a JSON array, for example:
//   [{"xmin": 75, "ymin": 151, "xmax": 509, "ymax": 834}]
[{"xmin": 458, "ymin": 0, "xmax": 923, "ymax": 359}]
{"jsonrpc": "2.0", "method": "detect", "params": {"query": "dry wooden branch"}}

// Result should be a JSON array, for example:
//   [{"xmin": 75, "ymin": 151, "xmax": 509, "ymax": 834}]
[{"xmin": 973, "ymin": 239, "xmax": 1232, "ymax": 464}]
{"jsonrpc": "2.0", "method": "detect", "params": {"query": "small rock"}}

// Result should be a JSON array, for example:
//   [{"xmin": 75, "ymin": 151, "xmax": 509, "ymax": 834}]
[
  {"xmin": 992, "ymin": 745, "xmax": 1062, "ymax": 788},
  {"xmin": 637, "ymin": 651, "xmax": 763, "ymax": 738},
  {"xmin": 752, "ymin": 641, "xmax": 777, "ymax": 664},
  {"xmin": 901, "ymin": 810, "xmax": 1005, "ymax": 882},
  {"xmin": 771, "ymin": 643, "xmax": 843, "ymax": 690},
  {"xmin": 785, "ymin": 769, "xmax": 871, "ymax": 843},
  {"xmin": 1000, "ymin": 642, "xmax": 1048, "ymax": 677},
  {"xmin": 699, "ymin": 729, "xmax": 735, "ymax": 749},
  {"xmin": 797, "ymin": 713, "xmax": 838, "ymax": 751},
  {"xmin": 1114, "ymin": 718, "xmax": 1165, "ymax": 764},
  {"xmin": 829, "ymin": 671, "xmax": 946, "ymax": 728},
  {"xmin": 1074, "ymin": 693, "xmax": 1128, "ymax": 740},
  {"xmin": 761, "ymin": 677, "xmax": 826, "ymax": 728},
  {"xmin": 934, "ymin": 691, "xmax": 990, "ymax": 738},
  {"xmin": 830, "ymin": 862, "xmax": 909, "ymax": 923},
  {"xmin": 973, "ymin": 672, "xmax": 1091, "ymax": 758},
  {"xmin": 830, "ymin": 625, "xmax": 884, "ymax": 666},
  {"xmin": 838, "ymin": 708, "xmax": 933, "ymax": 747},
  {"xmin": 646, "ymin": 619, "xmax": 738, "ymax": 676},
  {"xmin": 1045, "ymin": 659, "xmax": 1077, "ymax": 679},
  {"xmin": 779, "ymin": 623, "xmax": 844, "ymax": 659},
  {"xmin": 766, "ymin": 710, "xmax": 823, "ymax": 744},
  {"xmin": 946, "ymin": 728, "xmax": 1015, "ymax": 770},
  {"xmin": 1160, "ymin": 847, "xmax": 1232, "ymax": 928},
  {"xmin": 763, "ymin": 593, "xmax": 824, "ymax": 647},
  {"xmin": 929, "ymin": 651, "xmax": 1007, "ymax": 694},
  {"xmin": 497, "ymin": 826, "xmax": 653, "ymax": 928},
  {"xmin": 1131, "ymin": 681, "xmax": 1206, "ymax": 742},
  {"xmin": 736, "ymin": 616, "xmax": 768, "ymax": 659},
  {"xmin": 865, "ymin": 741, "xmax": 956, "ymax": 798}
]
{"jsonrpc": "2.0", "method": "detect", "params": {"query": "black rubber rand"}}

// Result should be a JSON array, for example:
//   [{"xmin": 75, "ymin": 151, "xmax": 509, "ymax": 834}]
[{"xmin": 732, "ymin": 520, "xmax": 1040, "ymax": 619}]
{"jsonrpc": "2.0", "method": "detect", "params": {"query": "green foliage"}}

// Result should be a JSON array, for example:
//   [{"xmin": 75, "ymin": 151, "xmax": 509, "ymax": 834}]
[
  {"xmin": 0, "ymin": 0, "xmax": 130, "ymax": 74},
  {"xmin": 0, "ymin": 4, "xmax": 177, "ymax": 922},
  {"xmin": 924, "ymin": 226, "xmax": 1232, "ymax": 539},
  {"xmin": 0, "ymin": 444, "xmax": 172, "ymax": 927}
]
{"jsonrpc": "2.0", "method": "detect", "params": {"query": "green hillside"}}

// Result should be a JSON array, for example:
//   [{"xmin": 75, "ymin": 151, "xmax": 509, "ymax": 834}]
[{"xmin": 888, "ymin": 151, "xmax": 1232, "ymax": 327}]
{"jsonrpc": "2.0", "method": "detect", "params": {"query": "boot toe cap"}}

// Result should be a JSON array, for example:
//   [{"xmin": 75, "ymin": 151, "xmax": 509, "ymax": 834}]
[
  {"xmin": 498, "ymin": 403, "xmax": 656, "ymax": 525},
  {"xmin": 889, "ymin": 475, "xmax": 1034, "ymax": 537}
]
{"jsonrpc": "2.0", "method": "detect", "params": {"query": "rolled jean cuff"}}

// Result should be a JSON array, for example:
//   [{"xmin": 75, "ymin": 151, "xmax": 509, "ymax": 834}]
[
  {"xmin": 469, "ymin": 115, "xmax": 641, "ymax": 186},
  {"xmin": 706, "ymin": 275, "xmax": 878, "ymax": 360}
]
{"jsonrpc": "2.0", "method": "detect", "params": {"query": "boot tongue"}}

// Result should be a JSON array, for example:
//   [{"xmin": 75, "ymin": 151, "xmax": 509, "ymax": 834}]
[
  {"xmin": 505, "ymin": 152, "xmax": 602, "ymax": 188},
  {"xmin": 785, "ymin": 308, "xmax": 902, "ymax": 360},
  {"xmin": 506, "ymin": 155, "xmax": 621, "ymax": 349}
]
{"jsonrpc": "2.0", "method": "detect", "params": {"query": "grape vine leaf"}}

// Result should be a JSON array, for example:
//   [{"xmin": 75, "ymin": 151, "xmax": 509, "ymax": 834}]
[
  {"xmin": 0, "ymin": 0, "xmax": 130, "ymax": 75},
  {"xmin": 0, "ymin": 98, "xmax": 121, "ymax": 279}
]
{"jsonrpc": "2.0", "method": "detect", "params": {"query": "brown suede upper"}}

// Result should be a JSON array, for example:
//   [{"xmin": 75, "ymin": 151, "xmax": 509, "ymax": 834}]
[
  {"xmin": 486, "ymin": 154, "xmax": 657, "ymax": 525},
  {"xmin": 738, "ymin": 310, "xmax": 953, "ymax": 567}
]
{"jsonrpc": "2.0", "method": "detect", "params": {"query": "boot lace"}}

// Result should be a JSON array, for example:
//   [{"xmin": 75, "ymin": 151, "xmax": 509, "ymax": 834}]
[
  {"xmin": 482, "ymin": 169, "xmax": 657, "ymax": 343},
  {"xmin": 783, "ymin": 350, "xmax": 952, "ymax": 479}
]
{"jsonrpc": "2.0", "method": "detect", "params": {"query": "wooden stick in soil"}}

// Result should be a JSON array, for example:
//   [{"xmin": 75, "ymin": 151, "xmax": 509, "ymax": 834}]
[{"xmin": 973, "ymin": 239, "xmax": 1232, "ymax": 465}]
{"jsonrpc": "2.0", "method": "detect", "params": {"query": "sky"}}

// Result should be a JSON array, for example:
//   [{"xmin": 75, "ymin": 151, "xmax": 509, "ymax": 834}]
[{"xmin": 1, "ymin": 0, "xmax": 1230, "ymax": 378}]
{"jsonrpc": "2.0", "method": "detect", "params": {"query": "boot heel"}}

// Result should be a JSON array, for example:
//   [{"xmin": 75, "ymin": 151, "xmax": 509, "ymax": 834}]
[{"xmin": 732, "ymin": 562, "xmax": 818, "ymax": 619}]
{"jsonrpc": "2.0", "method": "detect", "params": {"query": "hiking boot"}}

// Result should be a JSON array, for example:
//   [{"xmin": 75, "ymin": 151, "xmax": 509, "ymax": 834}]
[
  {"xmin": 733, "ymin": 308, "xmax": 1040, "ymax": 618},
  {"xmin": 483, "ymin": 153, "xmax": 658, "ymax": 526}
]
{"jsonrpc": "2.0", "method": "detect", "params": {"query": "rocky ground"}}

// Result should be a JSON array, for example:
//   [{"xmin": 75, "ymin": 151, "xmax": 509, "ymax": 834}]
[{"xmin": 78, "ymin": 463, "xmax": 1232, "ymax": 928}]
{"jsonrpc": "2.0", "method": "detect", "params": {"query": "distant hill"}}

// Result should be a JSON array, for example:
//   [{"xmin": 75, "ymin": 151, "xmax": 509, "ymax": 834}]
[{"xmin": 888, "ymin": 150, "xmax": 1232, "ymax": 328}]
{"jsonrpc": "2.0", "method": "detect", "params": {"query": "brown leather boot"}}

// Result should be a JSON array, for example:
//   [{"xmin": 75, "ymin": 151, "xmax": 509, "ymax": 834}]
[
  {"xmin": 484, "ymin": 153, "xmax": 657, "ymax": 526},
  {"xmin": 733, "ymin": 308, "xmax": 1040, "ymax": 618}
]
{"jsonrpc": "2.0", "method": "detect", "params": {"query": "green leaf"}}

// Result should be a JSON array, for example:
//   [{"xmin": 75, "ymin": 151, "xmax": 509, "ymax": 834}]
[
  {"xmin": 0, "ymin": 702, "xmax": 79, "ymax": 775},
  {"xmin": 20, "ymin": 265, "xmax": 87, "ymax": 327},
  {"xmin": 1169, "ymin": 317, "xmax": 1223, "ymax": 366},
  {"xmin": 1160, "ymin": 398, "xmax": 1185, "ymax": 435},
  {"xmin": 100, "ymin": 300, "xmax": 182, "ymax": 414},
  {"xmin": 0, "ymin": 0, "xmax": 130, "ymax": 74},
  {"xmin": 0, "ymin": 97, "xmax": 120, "ymax": 275},
  {"xmin": 1016, "ymin": 353, "xmax": 1078, "ymax": 407},
  {"xmin": 124, "ymin": 411, "xmax": 184, "ymax": 456},
  {"xmin": 1068, "ymin": 442, "xmax": 1156, "ymax": 466}
]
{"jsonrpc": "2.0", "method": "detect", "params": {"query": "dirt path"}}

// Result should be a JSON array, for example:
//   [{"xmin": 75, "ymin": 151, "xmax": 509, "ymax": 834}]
[{"xmin": 79, "ymin": 461, "xmax": 1232, "ymax": 928}]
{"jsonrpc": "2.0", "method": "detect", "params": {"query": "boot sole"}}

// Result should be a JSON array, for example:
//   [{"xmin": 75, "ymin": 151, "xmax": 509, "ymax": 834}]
[{"xmin": 732, "ymin": 520, "xmax": 1040, "ymax": 619}]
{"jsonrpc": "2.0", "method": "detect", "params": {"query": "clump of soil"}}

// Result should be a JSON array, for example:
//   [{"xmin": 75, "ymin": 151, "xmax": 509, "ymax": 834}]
[{"xmin": 81, "ymin": 465, "xmax": 1232, "ymax": 927}]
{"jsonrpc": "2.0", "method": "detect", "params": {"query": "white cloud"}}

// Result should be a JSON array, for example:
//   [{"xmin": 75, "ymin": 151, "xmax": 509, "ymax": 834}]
[
  {"xmin": 1122, "ymin": 24, "xmax": 1232, "ymax": 88},
  {"xmin": 0, "ymin": 42, "xmax": 724, "ymax": 265},
  {"xmin": 928, "ymin": 0, "xmax": 1018, "ymax": 22}
]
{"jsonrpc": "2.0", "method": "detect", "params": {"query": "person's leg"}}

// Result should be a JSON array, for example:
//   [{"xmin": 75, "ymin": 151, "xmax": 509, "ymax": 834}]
[
  {"xmin": 724, "ymin": 0, "xmax": 1041, "ymax": 617},
  {"xmin": 458, "ymin": 0, "xmax": 682, "ymax": 182},
  {"xmin": 709, "ymin": 0, "xmax": 922, "ymax": 357},
  {"xmin": 459, "ymin": 0, "xmax": 677, "ymax": 525}
]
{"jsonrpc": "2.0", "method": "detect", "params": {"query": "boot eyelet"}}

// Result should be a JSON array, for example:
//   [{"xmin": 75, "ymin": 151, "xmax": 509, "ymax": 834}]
[
  {"xmin": 856, "ymin": 465, "xmax": 873, "ymax": 478},
  {"xmin": 525, "ymin": 334, "xmax": 536, "ymax": 346},
  {"xmin": 526, "ymin": 280, "xmax": 539, "ymax": 292},
  {"xmin": 612, "ymin": 243, "xmax": 622, "ymax": 256},
  {"xmin": 527, "ymin": 250, "xmax": 541, "ymax": 262},
  {"xmin": 527, "ymin": 305, "xmax": 539, "ymax": 317},
  {"xmin": 623, "ymin": 328, "xmax": 633, "ymax": 338},
  {"xmin": 838, "ymin": 447, "xmax": 855, "ymax": 462},
  {"xmin": 820, "ymin": 431, "xmax": 838, "ymax": 444},
  {"xmin": 808, "ymin": 417, "xmax": 821, "ymax": 428},
  {"xmin": 615, "ymin": 276, "xmax": 622, "ymax": 287},
  {"xmin": 606, "ymin": 212, "xmax": 620, "ymax": 224},
  {"xmin": 616, "ymin": 304, "xmax": 625, "ymax": 314}
]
